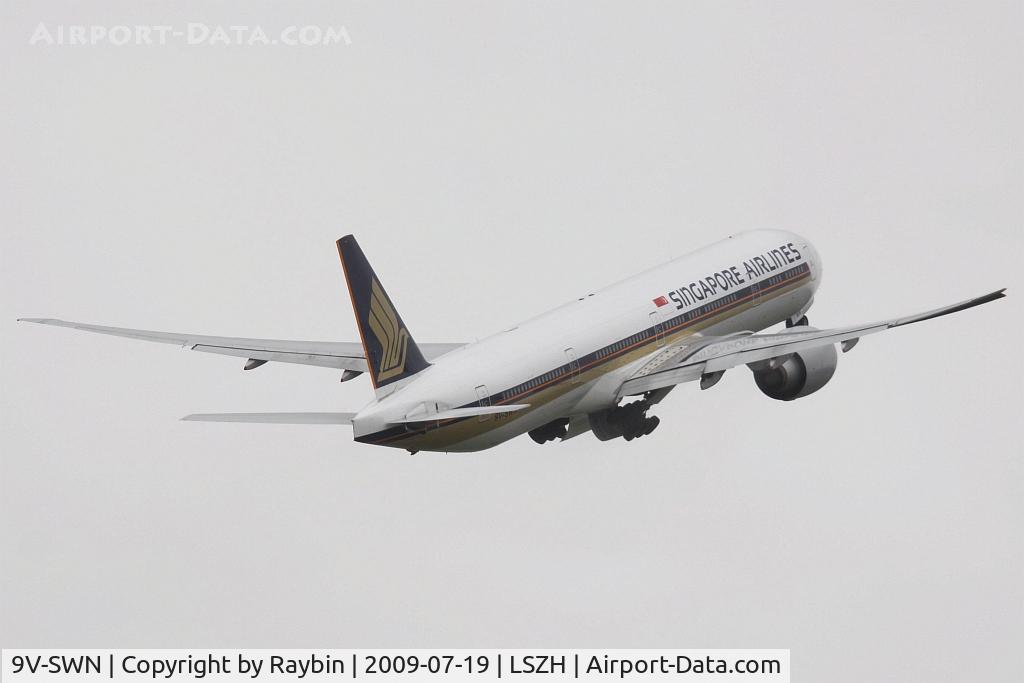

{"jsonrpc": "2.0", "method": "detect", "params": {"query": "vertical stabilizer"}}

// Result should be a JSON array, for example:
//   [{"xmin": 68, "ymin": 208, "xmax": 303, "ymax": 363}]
[{"xmin": 337, "ymin": 235, "xmax": 430, "ymax": 390}]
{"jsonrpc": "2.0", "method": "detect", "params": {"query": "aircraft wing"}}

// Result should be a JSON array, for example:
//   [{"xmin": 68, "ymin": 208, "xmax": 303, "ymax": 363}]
[
  {"xmin": 182, "ymin": 412, "xmax": 356, "ymax": 424},
  {"xmin": 17, "ymin": 318, "xmax": 465, "ymax": 372},
  {"xmin": 619, "ymin": 289, "xmax": 1006, "ymax": 397}
]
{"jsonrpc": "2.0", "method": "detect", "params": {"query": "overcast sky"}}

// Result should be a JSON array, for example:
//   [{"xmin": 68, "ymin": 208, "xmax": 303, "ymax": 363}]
[{"xmin": 1, "ymin": 2, "xmax": 1021, "ymax": 681}]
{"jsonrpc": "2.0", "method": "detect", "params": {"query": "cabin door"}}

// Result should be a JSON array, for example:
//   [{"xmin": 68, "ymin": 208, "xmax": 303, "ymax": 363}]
[
  {"xmin": 564, "ymin": 348, "xmax": 581, "ymax": 384},
  {"xmin": 650, "ymin": 310, "xmax": 665, "ymax": 347},
  {"xmin": 474, "ymin": 384, "xmax": 491, "ymax": 422}
]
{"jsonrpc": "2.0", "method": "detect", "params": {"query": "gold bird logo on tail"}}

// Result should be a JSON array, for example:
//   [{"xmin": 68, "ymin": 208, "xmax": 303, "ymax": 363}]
[{"xmin": 367, "ymin": 278, "xmax": 409, "ymax": 382}]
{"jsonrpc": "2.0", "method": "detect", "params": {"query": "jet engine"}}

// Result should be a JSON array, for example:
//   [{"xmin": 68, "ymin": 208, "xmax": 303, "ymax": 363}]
[{"xmin": 751, "ymin": 327, "xmax": 838, "ymax": 401}]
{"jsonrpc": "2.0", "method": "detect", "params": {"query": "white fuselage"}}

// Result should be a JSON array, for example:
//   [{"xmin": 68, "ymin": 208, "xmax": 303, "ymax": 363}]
[{"xmin": 352, "ymin": 229, "xmax": 821, "ymax": 452}]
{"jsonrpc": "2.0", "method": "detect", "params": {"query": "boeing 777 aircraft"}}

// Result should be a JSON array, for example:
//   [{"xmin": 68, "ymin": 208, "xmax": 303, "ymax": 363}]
[{"xmin": 20, "ymin": 230, "xmax": 1005, "ymax": 453}]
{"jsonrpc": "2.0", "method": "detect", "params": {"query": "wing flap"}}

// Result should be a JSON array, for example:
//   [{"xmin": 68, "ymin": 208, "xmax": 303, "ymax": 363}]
[
  {"xmin": 618, "ymin": 365, "xmax": 706, "ymax": 397},
  {"xmin": 190, "ymin": 343, "xmax": 365, "ymax": 370},
  {"xmin": 18, "ymin": 318, "xmax": 465, "ymax": 371}
]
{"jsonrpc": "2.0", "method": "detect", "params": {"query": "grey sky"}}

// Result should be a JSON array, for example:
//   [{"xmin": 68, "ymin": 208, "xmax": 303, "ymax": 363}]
[{"xmin": 1, "ymin": 2, "xmax": 1021, "ymax": 681}]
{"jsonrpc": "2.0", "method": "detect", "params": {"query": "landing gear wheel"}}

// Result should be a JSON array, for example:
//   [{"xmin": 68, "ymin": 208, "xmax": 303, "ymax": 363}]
[{"xmin": 642, "ymin": 416, "xmax": 660, "ymax": 436}]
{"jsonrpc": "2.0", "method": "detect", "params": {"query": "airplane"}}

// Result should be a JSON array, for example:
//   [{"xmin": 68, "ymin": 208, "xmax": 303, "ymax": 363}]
[{"xmin": 20, "ymin": 230, "xmax": 1005, "ymax": 453}]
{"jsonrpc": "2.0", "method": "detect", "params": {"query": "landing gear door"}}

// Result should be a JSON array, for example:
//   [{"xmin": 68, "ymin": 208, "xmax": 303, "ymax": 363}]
[
  {"xmin": 474, "ymin": 384, "xmax": 491, "ymax": 422},
  {"xmin": 564, "ymin": 348, "xmax": 581, "ymax": 384}
]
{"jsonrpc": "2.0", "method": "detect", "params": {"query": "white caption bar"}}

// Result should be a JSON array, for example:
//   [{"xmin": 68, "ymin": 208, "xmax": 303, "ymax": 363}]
[{"xmin": 3, "ymin": 650, "xmax": 788, "ymax": 682}]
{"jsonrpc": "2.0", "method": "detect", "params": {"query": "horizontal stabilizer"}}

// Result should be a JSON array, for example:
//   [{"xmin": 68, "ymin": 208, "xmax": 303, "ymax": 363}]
[
  {"xmin": 390, "ymin": 404, "xmax": 530, "ymax": 424},
  {"xmin": 182, "ymin": 412, "xmax": 355, "ymax": 424}
]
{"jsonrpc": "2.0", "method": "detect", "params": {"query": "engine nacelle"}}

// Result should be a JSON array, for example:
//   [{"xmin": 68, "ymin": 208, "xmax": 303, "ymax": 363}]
[{"xmin": 751, "ymin": 327, "xmax": 838, "ymax": 401}]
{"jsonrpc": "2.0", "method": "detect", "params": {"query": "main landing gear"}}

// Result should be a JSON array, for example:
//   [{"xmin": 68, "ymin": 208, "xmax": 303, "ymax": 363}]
[
  {"xmin": 528, "ymin": 417, "xmax": 570, "ymax": 444},
  {"xmin": 588, "ymin": 392, "xmax": 664, "ymax": 442},
  {"xmin": 614, "ymin": 401, "xmax": 661, "ymax": 441}
]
